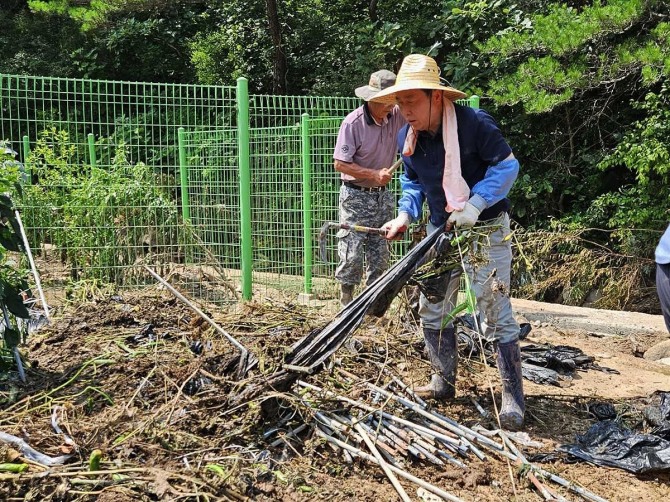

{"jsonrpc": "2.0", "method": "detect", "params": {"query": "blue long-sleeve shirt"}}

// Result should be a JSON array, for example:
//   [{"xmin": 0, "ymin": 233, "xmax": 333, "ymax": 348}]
[
  {"xmin": 397, "ymin": 104, "xmax": 518, "ymax": 227},
  {"xmin": 656, "ymin": 224, "xmax": 670, "ymax": 264}
]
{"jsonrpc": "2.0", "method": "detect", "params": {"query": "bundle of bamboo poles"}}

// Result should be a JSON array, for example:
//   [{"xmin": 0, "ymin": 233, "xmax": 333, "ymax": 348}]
[
  {"xmin": 228, "ymin": 229, "xmax": 459, "ymax": 406},
  {"xmin": 265, "ymin": 371, "xmax": 609, "ymax": 502}
]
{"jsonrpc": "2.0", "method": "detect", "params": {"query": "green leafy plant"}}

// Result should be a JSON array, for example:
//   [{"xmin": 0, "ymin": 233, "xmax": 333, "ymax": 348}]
[
  {"xmin": 21, "ymin": 127, "xmax": 78, "ymax": 253},
  {"xmin": 62, "ymin": 143, "xmax": 181, "ymax": 282},
  {"xmin": 0, "ymin": 144, "xmax": 31, "ymax": 373},
  {"xmin": 22, "ymin": 130, "xmax": 183, "ymax": 283}
]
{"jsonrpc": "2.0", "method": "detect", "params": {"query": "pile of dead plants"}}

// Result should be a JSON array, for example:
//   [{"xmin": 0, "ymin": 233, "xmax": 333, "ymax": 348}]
[{"xmin": 511, "ymin": 226, "xmax": 659, "ymax": 312}]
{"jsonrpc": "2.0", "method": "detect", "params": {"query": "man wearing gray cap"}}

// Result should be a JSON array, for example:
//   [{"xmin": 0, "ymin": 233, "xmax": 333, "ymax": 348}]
[{"xmin": 333, "ymin": 70, "xmax": 406, "ymax": 306}]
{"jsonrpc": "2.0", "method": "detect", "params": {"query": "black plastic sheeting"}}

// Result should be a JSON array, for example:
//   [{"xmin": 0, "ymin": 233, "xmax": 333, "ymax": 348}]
[
  {"xmin": 230, "ymin": 229, "xmax": 469, "ymax": 405},
  {"xmin": 558, "ymin": 418, "xmax": 670, "ymax": 473},
  {"xmin": 642, "ymin": 391, "xmax": 670, "ymax": 440},
  {"xmin": 520, "ymin": 364, "xmax": 563, "ymax": 386},
  {"xmin": 455, "ymin": 314, "xmax": 618, "ymax": 386},
  {"xmin": 586, "ymin": 402, "xmax": 617, "ymax": 421},
  {"xmin": 551, "ymin": 392, "xmax": 670, "ymax": 473}
]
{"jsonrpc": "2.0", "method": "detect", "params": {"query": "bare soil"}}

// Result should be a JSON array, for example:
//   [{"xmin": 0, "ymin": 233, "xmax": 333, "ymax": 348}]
[{"xmin": 1, "ymin": 286, "xmax": 670, "ymax": 502}]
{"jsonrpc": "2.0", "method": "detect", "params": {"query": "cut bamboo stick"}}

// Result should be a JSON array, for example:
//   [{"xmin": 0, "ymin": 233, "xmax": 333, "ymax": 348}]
[
  {"xmin": 315, "ymin": 429, "xmax": 464, "ymax": 502},
  {"xmin": 144, "ymin": 265, "xmax": 256, "ymax": 376},
  {"xmin": 14, "ymin": 210, "xmax": 50, "ymax": 321},
  {"xmin": 354, "ymin": 421, "xmax": 412, "ymax": 502}
]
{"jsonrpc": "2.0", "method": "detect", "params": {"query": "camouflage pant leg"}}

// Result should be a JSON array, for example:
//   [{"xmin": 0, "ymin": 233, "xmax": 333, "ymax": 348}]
[{"xmin": 334, "ymin": 185, "xmax": 395, "ymax": 286}]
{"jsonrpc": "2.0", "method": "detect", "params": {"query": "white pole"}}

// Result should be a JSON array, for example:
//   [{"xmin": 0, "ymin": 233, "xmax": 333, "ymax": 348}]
[{"xmin": 14, "ymin": 210, "xmax": 50, "ymax": 321}]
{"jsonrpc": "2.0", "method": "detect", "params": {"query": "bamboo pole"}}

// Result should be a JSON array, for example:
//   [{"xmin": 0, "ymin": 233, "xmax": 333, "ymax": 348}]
[
  {"xmin": 365, "ymin": 382, "xmax": 496, "ymax": 457},
  {"xmin": 14, "ymin": 210, "xmax": 50, "ymax": 321},
  {"xmin": 315, "ymin": 429, "xmax": 464, "ymax": 502},
  {"xmin": 144, "ymin": 265, "xmax": 256, "ymax": 376},
  {"xmin": 354, "ymin": 421, "xmax": 412, "ymax": 502},
  {"xmin": 297, "ymin": 382, "xmax": 608, "ymax": 502},
  {"xmin": 389, "ymin": 375, "xmax": 503, "ymax": 452},
  {"xmin": 500, "ymin": 432, "xmax": 563, "ymax": 502},
  {"xmin": 297, "ymin": 381, "xmax": 461, "ymax": 448}
]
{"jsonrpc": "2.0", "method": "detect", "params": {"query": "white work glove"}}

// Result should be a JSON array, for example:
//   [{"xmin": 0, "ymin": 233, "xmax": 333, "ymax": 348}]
[
  {"xmin": 447, "ymin": 201, "xmax": 481, "ymax": 230},
  {"xmin": 381, "ymin": 212, "xmax": 411, "ymax": 240}
]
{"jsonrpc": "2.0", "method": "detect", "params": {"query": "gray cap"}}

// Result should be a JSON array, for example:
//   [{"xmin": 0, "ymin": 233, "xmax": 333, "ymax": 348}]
[{"xmin": 355, "ymin": 70, "xmax": 397, "ymax": 101}]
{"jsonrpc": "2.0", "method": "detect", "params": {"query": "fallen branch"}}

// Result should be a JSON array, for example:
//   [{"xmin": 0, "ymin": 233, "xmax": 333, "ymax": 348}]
[
  {"xmin": 144, "ymin": 265, "xmax": 256, "ymax": 377},
  {"xmin": 0, "ymin": 431, "xmax": 72, "ymax": 466}
]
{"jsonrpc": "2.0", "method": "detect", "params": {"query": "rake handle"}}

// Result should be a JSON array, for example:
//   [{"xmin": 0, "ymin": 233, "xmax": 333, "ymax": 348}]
[
  {"xmin": 336, "ymin": 223, "xmax": 387, "ymax": 236},
  {"xmin": 387, "ymin": 157, "xmax": 403, "ymax": 175}
]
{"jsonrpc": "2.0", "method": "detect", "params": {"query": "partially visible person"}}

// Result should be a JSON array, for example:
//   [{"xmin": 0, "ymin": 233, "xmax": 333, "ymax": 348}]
[
  {"xmin": 656, "ymin": 224, "xmax": 670, "ymax": 332},
  {"xmin": 333, "ymin": 70, "xmax": 406, "ymax": 306},
  {"xmin": 374, "ymin": 54, "xmax": 525, "ymax": 430}
]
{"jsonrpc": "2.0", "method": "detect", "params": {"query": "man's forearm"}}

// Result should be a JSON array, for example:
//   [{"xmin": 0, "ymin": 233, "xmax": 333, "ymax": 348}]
[
  {"xmin": 334, "ymin": 160, "xmax": 380, "ymax": 180},
  {"xmin": 397, "ymin": 173, "xmax": 424, "ymax": 222}
]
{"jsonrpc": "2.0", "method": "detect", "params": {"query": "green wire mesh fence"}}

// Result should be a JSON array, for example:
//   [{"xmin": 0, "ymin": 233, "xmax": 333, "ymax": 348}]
[
  {"xmin": 0, "ymin": 72, "xmax": 477, "ymax": 306},
  {"xmin": 0, "ymin": 74, "xmax": 238, "ymax": 303},
  {"xmin": 177, "ymin": 127, "xmax": 242, "ymax": 304},
  {"xmin": 0, "ymin": 73, "xmax": 356, "ymax": 304},
  {"xmin": 306, "ymin": 116, "xmax": 345, "ymax": 298}
]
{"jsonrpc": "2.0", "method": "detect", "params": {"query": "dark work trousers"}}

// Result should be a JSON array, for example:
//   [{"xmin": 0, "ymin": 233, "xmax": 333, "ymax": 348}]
[{"xmin": 657, "ymin": 262, "xmax": 670, "ymax": 333}]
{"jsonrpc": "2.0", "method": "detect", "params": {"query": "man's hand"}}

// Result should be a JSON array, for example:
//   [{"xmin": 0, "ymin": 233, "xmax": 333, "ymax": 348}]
[
  {"xmin": 381, "ymin": 212, "xmax": 411, "ymax": 240},
  {"xmin": 374, "ymin": 168, "xmax": 393, "ymax": 185},
  {"xmin": 446, "ymin": 202, "xmax": 481, "ymax": 230}
]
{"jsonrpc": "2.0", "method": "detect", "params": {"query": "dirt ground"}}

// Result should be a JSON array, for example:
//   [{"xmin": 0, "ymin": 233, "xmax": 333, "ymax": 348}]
[{"xmin": 1, "ymin": 285, "xmax": 670, "ymax": 502}]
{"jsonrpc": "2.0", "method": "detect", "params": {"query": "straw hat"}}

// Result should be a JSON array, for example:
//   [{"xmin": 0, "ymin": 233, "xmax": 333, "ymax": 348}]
[
  {"xmin": 370, "ymin": 54, "xmax": 467, "ymax": 104},
  {"xmin": 355, "ymin": 69, "xmax": 397, "ymax": 101}
]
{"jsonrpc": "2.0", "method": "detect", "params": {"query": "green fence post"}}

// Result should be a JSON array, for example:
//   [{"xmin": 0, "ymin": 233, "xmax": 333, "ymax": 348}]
[
  {"xmin": 87, "ymin": 133, "xmax": 96, "ymax": 167},
  {"xmin": 237, "ymin": 77, "xmax": 252, "ymax": 301},
  {"xmin": 177, "ymin": 127, "xmax": 191, "ymax": 222},
  {"xmin": 22, "ymin": 135, "xmax": 31, "ymax": 184},
  {"xmin": 301, "ymin": 113, "xmax": 313, "ymax": 296},
  {"xmin": 470, "ymin": 95, "xmax": 480, "ymax": 109}
]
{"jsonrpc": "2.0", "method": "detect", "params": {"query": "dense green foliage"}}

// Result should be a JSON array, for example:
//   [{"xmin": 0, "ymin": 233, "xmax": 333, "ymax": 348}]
[
  {"xmin": 1, "ymin": 0, "xmax": 669, "ymax": 310},
  {"xmin": 22, "ymin": 129, "xmax": 182, "ymax": 283},
  {"xmin": 481, "ymin": 0, "xmax": 670, "ymax": 242},
  {"xmin": 0, "ymin": 145, "xmax": 30, "ymax": 366}
]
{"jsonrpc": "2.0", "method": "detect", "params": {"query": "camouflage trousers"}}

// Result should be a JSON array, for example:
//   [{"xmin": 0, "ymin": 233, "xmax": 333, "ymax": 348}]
[{"xmin": 335, "ymin": 185, "xmax": 394, "ymax": 287}]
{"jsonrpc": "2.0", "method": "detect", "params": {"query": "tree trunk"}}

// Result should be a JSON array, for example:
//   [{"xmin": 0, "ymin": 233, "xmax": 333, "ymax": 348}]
[
  {"xmin": 369, "ymin": 0, "xmax": 378, "ymax": 22},
  {"xmin": 265, "ymin": 0, "xmax": 287, "ymax": 94}
]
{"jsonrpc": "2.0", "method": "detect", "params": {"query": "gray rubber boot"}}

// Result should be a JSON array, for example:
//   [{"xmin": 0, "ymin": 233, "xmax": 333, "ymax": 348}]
[
  {"xmin": 414, "ymin": 327, "xmax": 458, "ymax": 399},
  {"xmin": 496, "ymin": 340, "xmax": 525, "ymax": 431},
  {"xmin": 340, "ymin": 284, "xmax": 355, "ymax": 307}
]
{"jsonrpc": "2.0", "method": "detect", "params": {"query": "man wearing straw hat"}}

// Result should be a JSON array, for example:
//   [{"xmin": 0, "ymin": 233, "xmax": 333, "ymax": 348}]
[
  {"xmin": 374, "ymin": 54, "xmax": 525, "ymax": 430},
  {"xmin": 333, "ymin": 70, "xmax": 406, "ymax": 307}
]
